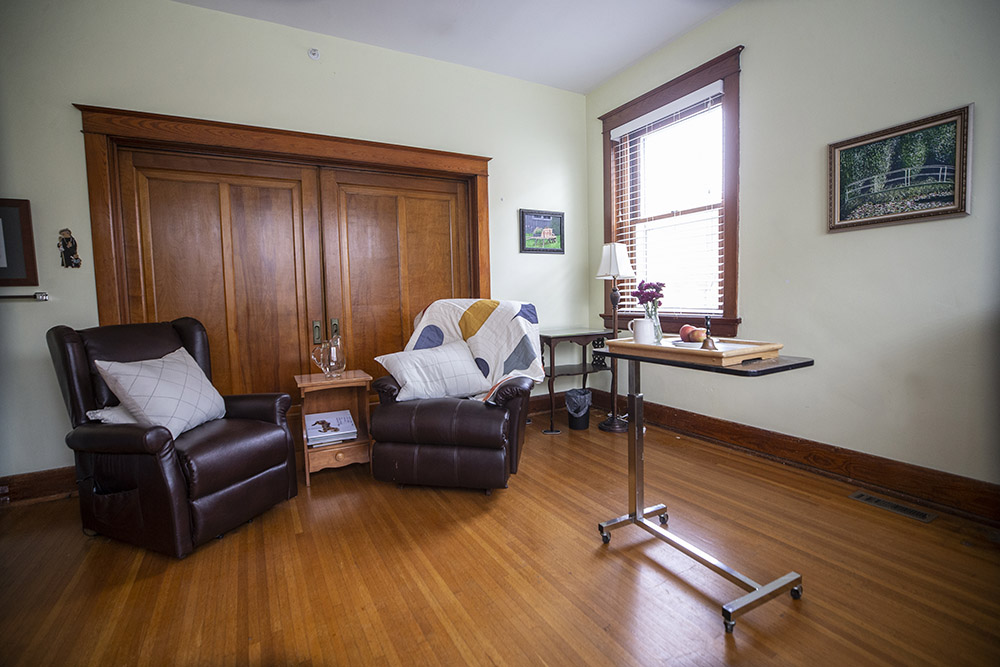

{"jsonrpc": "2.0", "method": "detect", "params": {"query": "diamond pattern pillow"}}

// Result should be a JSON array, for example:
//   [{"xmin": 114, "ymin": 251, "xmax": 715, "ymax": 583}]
[
  {"xmin": 94, "ymin": 347, "xmax": 226, "ymax": 439},
  {"xmin": 375, "ymin": 340, "xmax": 492, "ymax": 401}
]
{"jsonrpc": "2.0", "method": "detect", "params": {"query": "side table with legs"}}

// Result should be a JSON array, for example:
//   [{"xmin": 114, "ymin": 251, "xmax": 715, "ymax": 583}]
[
  {"xmin": 595, "ymin": 343, "xmax": 814, "ymax": 633},
  {"xmin": 538, "ymin": 328, "xmax": 612, "ymax": 434},
  {"xmin": 294, "ymin": 370, "xmax": 373, "ymax": 486}
]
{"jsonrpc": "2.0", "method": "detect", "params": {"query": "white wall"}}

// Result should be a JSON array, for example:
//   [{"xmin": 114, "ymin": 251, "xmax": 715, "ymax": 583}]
[
  {"xmin": 0, "ymin": 0, "xmax": 588, "ymax": 476},
  {"xmin": 587, "ymin": 0, "xmax": 1000, "ymax": 483},
  {"xmin": 4, "ymin": 0, "xmax": 997, "ymax": 487}
]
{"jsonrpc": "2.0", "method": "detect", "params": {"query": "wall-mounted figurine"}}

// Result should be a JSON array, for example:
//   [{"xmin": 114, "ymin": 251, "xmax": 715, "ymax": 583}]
[{"xmin": 57, "ymin": 228, "xmax": 81, "ymax": 268}]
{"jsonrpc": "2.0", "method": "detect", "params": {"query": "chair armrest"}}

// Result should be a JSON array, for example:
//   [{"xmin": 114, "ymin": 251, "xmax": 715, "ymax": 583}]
[
  {"xmin": 66, "ymin": 423, "xmax": 173, "ymax": 455},
  {"xmin": 223, "ymin": 393, "xmax": 291, "ymax": 424},
  {"xmin": 487, "ymin": 376, "xmax": 535, "ymax": 407},
  {"xmin": 373, "ymin": 376, "xmax": 401, "ymax": 404}
]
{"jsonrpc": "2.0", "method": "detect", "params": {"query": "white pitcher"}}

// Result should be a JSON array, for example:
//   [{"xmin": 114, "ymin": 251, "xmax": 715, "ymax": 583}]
[{"xmin": 627, "ymin": 318, "xmax": 656, "ymax": 346}]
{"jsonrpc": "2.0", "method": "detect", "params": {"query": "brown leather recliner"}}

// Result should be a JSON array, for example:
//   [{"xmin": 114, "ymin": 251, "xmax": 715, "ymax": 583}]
[
  {"xmin": 370, "ymin": 375, "xmax": 534, "ymax": 492},
  {"xmin": 46, "ymin": 317, "xmax": 297, "ymax": 558}
]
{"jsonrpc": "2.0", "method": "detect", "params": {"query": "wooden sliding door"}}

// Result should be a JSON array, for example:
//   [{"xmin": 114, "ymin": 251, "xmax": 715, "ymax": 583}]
[
  {"xmin": 79, "ymin": 105, "xmax": 491, "ymax": 409},
  {"xmin": 117, "ymin": 150, "xmax": 323, "ymax": 398},
  {"xmin": 321, "ymin": 170, "xmax": 472, "ymax": 382}
]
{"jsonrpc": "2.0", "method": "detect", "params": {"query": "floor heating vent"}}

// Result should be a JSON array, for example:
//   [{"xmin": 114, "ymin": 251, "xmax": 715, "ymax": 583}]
[{"xmin": 849, "ymin": 491, "xmax": 937, "ymax": 523}]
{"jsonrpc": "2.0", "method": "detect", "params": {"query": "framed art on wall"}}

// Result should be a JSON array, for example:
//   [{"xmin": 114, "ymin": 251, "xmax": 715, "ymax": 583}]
[
  {"xmin": 829, "ymin": 106, "xmax": 971, "ymax": 231},
  {"xmin": 519, "ymin": 209, "xmax": 565, "ymax": 254},
  {"xmin": 0, "ymin": 199, "xmax": 38, "ymax": 286}
]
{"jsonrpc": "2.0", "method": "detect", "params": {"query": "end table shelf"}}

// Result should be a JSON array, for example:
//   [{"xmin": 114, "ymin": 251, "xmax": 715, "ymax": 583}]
[
  {"xmin": 294, "ymin": 370, "xmax": 373, "ymax": 486},
  {"xmin": 539, "ymin": 328, "xmax": 613, "ymax": 434}
]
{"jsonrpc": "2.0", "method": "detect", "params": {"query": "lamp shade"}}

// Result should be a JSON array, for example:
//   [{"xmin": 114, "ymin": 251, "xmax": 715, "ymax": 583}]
[{"xmin": 596, "ymin": 243, "xmax": 636, "ymax": 280}]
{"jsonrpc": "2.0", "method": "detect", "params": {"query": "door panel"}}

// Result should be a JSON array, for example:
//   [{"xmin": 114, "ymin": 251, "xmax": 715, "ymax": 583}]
[
  {"xmin": 322, "ymin": 169, "xmax": 472, "ymax": 383},
  {"xmin": 143, "ymin": 175, "xmax": 232, "ymax": 388},
  {"xmin": 120, "ymin": 150, "xmax": 322, "ymax": 398},
  {"xmin": 115, "ymin": 151, "xmax": 474, "ymax": 403},
  {"xmin": 228, "ymin": 183, "xmax": 307, "ymax": 396}
]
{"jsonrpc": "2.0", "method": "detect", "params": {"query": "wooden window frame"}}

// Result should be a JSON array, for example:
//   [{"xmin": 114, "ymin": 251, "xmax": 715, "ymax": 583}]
[{"xmin": 599, "ymin": 46, "xmax": 743, "ymax": 337}]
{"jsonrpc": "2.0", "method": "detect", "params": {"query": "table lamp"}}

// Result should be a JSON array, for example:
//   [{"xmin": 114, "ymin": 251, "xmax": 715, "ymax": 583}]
[{"xmin": 596, "ymin": 242, "xmax": 635, "ymax": 432}]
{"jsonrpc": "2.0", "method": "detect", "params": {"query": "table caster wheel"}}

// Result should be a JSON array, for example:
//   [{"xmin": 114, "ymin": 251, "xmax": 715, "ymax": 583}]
[
  {"xmin": 659, "ymin": 514, "xmax": 668, "ymax": 525},
  {"xmin": 724, "ymin": 619, "xmax": 735, "ymax": 633},
  {"xmin": 790, "ymin": 585, "xmax": 803, "ymax": 600},
  {"xmin": 601, "ymin": 532, "xmax": 610, "ymax": 544}
]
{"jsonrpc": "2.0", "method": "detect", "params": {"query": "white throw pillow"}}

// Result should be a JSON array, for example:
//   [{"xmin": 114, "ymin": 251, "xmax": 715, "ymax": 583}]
[
  {"xmin": 86, "ymin": 405, "xmax": 138, "ymax": 424},
  {"xmin": 94, "ymin": 347, "xmax": 226, "ymax": 439},
  {"xmin": 375, "ymin": 340, "xmax": 492, "ymax": 401}
]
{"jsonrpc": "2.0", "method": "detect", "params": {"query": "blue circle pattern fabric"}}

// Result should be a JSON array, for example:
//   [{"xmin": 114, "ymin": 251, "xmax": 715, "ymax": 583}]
[{"xmin": 401, "ymin": 299, "xmax": 544, "ymax": 395}]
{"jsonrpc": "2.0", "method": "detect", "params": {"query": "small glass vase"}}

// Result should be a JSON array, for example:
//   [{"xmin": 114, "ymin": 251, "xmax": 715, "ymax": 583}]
[
  {"xmin": 645, "ymin": 310, "xmax": 663, "ymax": 345},
  {"xmin": 311, "ymin": 336, "xmax": 346, "ymax": 378}
]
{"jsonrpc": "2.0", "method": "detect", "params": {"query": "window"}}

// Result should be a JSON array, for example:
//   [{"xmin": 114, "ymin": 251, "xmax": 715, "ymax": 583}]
[{"xmin": 600, "ymin": 47, "xmax": 742, "ymax": 336}]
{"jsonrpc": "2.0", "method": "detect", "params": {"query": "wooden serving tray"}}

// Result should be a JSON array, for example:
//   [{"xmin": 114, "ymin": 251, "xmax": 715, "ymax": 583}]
[{"xmin": 606, "ymin": 337, "xmax": 783, "ymax": 367}]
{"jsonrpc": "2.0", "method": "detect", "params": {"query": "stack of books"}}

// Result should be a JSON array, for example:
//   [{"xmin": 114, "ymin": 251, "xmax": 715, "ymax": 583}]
[{"xmin": 305, "ymin": 409, "xmax": 358, "ymax": 448}]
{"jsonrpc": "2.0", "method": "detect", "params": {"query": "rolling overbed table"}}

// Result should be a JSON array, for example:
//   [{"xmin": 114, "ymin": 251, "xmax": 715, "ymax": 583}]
[{"xmin": 593, "ymin": 343, "xmax": 814, "ymax": 633}]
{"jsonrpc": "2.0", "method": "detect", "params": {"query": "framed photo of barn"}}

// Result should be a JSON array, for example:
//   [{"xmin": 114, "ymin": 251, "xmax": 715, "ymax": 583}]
[
  {"xmin": 519, "ymin": 209, "xmax": 565, "ymax": 253},
  {"xmin": 829, "ymin": 106, "xmax": 971, "ymax": 231}
]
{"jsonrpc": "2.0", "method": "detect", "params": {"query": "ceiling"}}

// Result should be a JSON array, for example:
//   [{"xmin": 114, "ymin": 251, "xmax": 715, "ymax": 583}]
[{"xmin": 177, "ymin": 0, "xmax": 741, "ymax": 93}]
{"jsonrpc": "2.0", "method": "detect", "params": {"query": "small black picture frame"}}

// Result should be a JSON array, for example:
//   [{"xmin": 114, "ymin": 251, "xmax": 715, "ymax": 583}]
[
  {"xmin": 519, "ymin": 209, "xmax": 564, "ymax": 254},
  {"xmin": 0, "ymin": 199, "xmax": 38, "ymax": 287}
]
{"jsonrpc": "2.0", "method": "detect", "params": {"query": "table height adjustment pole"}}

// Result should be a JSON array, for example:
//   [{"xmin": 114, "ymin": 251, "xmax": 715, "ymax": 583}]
[{"xmin": 597, "ymin": 352, "xmax": 809, "ymax": 633}]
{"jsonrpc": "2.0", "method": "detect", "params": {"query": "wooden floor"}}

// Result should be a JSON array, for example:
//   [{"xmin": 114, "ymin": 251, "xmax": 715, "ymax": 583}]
[{"xmin": 3, "ymin": 414, "xmax": 1000, "ymax": 666}]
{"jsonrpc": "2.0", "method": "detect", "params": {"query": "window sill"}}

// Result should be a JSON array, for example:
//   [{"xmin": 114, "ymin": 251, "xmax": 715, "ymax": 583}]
[{"xmin": 601, "ymin": 313, "xmax": 741, "ymax": 338}]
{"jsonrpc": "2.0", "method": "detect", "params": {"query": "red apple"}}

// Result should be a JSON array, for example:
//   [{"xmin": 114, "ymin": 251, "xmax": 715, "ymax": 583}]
[
  {"xmin": 679, "ymin": 324, "xmax": 697, "ymax": 342},
  {"xmin": 689, "ymin": 327, "xmax": 708, "ymax": 342}
]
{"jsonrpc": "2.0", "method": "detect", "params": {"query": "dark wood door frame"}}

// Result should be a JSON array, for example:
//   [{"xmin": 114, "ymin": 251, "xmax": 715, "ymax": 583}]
[{"xmin": 75, "ymin": 104, "xmax": 492, "ymax": 325}]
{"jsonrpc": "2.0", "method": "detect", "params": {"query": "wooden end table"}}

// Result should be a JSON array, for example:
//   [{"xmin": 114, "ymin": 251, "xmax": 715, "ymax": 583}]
[
  {"xmin": 539, "ymin": 328, "xmax": 613, "ymax": 434},
  {"xmin": 294, "ymin": 370, "xmax": 373, "ymax": 486}
]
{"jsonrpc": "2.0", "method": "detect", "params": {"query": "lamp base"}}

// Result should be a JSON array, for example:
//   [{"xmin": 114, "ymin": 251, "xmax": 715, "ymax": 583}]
[{"xmin": 598, "ymin": 415, "xmax": 628, "ymax": 433}]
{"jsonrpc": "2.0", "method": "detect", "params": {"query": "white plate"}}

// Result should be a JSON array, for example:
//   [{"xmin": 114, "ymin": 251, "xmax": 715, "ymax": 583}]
[{"xmin": 671, "ymin": 340, "xmax": 705, "ymax": 348}]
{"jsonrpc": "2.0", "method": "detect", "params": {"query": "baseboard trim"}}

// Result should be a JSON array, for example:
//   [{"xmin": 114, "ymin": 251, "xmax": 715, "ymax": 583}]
[
  {"xmin": 10, "ymin": 393, "xmax": 1000, "ymax": 525},
  {"xmin": 0, "ymin": 466, "xmax": 77, "ymax": 507},
  {"xmin": 581, "ymin": 388, "xmax": 999, "ymax": 525}
]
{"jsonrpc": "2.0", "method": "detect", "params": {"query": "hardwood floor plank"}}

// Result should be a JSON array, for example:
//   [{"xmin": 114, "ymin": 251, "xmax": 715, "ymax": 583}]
[{"xmin": 2, "ymin": 417, "xmax": 999, "ymax": 665}]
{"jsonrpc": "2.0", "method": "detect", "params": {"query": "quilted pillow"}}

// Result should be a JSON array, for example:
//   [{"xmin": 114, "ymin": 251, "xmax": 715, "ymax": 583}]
[
  {"xmin": 94, "ymin": 347, "xmax": 226, "ymax": 439},
  {"xmin": 375, "ymin": 340, "xmax": 492, "ymax": 401}
]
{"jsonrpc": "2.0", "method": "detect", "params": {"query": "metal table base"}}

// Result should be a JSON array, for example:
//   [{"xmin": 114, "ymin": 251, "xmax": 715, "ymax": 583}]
[{"xmin": 598, "ymin": 358, "xmax": 804, "ymax": 633}]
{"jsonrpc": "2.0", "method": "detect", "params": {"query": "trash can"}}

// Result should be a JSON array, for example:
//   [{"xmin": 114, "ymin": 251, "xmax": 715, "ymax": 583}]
[{"xmin": 566, "ymin": 388, "xmax": 592, "ymax": 430}]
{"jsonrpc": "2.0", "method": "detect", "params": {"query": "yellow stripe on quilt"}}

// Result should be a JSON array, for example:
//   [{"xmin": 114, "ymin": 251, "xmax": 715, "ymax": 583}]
[{"xmin": 459, "ymin": 299, "xmax": 499, "ymax": 340}]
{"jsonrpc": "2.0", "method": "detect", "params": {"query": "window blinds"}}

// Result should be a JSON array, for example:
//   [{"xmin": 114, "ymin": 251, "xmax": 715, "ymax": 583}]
[{"xmin": 611, "ymin": 81, "xmax": 725, "ymax": 315}]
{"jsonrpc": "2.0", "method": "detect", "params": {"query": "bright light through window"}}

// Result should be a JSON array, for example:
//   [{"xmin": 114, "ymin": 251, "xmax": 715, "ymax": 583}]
[
  {"xmin": 602, "ymin": 47, "xmax": 741, "ymax": 332},
  {"xmin": 640, "ymin": 107, "xmax": 723, "ymax": 218}
]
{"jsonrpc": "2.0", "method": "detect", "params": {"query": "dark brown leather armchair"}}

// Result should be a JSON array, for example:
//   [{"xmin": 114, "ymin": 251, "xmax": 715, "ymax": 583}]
[
  {"xmin": 370, "ymin": 375, "xmax": 534, "ymax": 492},
  {"xmin": 46, "ymin": 317, "xmax": 297, "ymax": 558}
]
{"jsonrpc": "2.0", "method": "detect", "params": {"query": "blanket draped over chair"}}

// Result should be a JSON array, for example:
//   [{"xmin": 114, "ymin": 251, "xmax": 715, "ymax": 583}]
[
  {"xmin": 404, "ymin": 298, "xmax": 544, "ymax": 397},
  {"xmin": 370, "ymin": 298, "xmax": 543, "ymax": 492}
]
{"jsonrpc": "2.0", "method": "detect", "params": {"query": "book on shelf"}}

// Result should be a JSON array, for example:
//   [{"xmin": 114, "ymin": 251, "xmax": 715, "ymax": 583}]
[{"xmin": 305, "ymin": 409, "xmax": 358, "ymax": 446}]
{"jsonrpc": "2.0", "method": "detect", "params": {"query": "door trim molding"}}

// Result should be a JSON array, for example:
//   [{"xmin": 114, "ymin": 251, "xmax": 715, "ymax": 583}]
[{"xmin": 75, "ymin": 104, "xmax": 492, "ymax": 324}]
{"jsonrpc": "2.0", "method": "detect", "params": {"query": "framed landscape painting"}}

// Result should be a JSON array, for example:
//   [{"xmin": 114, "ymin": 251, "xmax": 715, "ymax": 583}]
[
  {"xmin": 829, "ymin": 106, "xmax": 971, "ymax": 231},
  {"xmin": 519, "ymin": 209, "xmax": 565, "ymax": 253}
]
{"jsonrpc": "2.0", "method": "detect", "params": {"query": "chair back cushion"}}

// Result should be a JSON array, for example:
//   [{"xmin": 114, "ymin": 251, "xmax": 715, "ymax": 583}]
[
  {"xmin": 47, "ymin": 317, "xmax": 212, "ymax": 428},
  {"xmin": 94, "ymin": 347, "xmax": 226, "ymax": 439}
]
